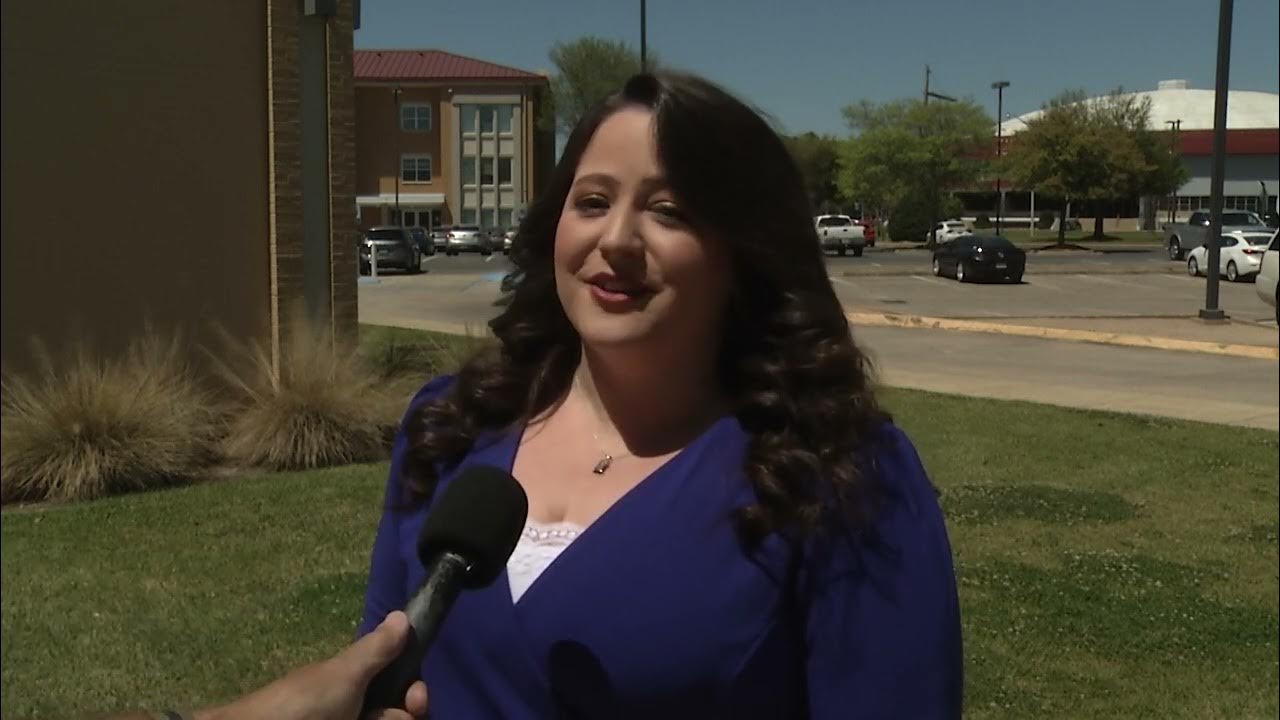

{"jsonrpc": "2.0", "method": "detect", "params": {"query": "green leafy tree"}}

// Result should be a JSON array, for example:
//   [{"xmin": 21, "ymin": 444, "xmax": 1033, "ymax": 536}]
[
  {"xmin": 1006, "ymin": 89, "xmax": 1189, "ymax": 243},
  {"xmin": 836, "ymin": 99, "xmax": 991, "ymax": 246},
  {"xmin": 543, "ymin": 36, "xmax": 648, "ymax": 136},
  {"xmin": 782, "ymin": 132, "xmax": 841, "ymax": 214}
]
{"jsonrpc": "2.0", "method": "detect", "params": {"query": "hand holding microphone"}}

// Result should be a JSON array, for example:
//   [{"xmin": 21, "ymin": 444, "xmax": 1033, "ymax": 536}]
[{"xmin": 362, "ymin": 465, "xmax": 529, "ymax": 714}]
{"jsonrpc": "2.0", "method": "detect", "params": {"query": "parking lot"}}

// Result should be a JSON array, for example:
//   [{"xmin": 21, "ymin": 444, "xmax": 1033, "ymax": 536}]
[{"xmin": 383, "ymin": 248, "xmax": 1277, "ymax": 325}]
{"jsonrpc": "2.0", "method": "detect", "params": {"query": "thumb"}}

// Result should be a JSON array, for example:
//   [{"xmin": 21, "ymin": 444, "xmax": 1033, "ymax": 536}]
[{"xmin": 339, "ymin": 611, "xmax": 411, "ymax": 683}]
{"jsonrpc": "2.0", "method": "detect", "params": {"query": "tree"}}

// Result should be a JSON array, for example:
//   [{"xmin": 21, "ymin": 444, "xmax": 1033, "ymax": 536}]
[
  {"xmin": 835, "ymin": 99, "xmax": 991, "ymax": 246},
  {"xmin": 543, "ymin": 37, "xmax": 648, "ymax": 136},
  {"xmin": 781, "ymin": 132, "xmax": 841, "ymax": 214},
  {"xmin": 1006, "ymin": 89, "xmax": 1190, "ymax": 243}
]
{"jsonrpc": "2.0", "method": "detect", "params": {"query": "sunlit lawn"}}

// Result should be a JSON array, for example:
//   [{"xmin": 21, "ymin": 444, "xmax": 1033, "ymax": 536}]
[{"xmin": 2, "ymin": 327, "xmax": 1275, "ymax": 719}]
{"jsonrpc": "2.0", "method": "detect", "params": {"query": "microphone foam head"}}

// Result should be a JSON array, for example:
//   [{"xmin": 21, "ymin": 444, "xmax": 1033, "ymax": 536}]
[{"xmin": 419, "ymin": 465, "xmax": 529, "ymax": 589}]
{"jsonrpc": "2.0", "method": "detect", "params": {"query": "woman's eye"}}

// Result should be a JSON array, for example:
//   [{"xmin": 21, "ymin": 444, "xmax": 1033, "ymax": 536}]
[
  {"xmin": 575, "ymin": 195, "xmax": 609, "ymax": 214},
  {"xmin": 651, "ymin": 202, "xmax": 686, "ymax": 224}
]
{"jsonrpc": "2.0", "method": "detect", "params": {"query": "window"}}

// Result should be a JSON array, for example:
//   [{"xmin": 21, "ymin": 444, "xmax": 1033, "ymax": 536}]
[
  {"xmin": 480, "ymin": 157, "xmax": 495, "ymax": 186},
  {"xmin": 461, "ymin": 156, "xmax": 476, "ymax": 186},
  {"xmin": 481, "ymin": 208, "xmax": 496, "ymax": 228},
  {"xmin": 401, "ymin": 155, "xmax": 432, "ymax": 183},
  {"xmin": 461, "ymin": 208, "xmax": 478, "ymax": 224},
  {"xmin": 499, "ymin": 209, "xmax": 514, "ymax": 228},
  {"xmin": 818, "ymin": 216, "xmax": 851, "ymax": 227},
  {"xmin": 498, "ymin": 105, "xmax": 513, "ymax": 134},
  {"xmin": 460, "ymin": 105, "xmax": 478, "ymax": 134},
  {"xmin": 498, "ymin": 157, "xmax": 513, "ymax": 185},
  {"xmin": 400, "ymin": 103, "xmax": 431, "ymax": 131},
  {"xmin": 480, "ymin": 107, "xmax": 495, "ymax": 133}
]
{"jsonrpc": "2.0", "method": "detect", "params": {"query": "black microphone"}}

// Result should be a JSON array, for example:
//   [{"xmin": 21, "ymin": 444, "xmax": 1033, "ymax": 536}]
[{"xmin": 362, "ymin": 465, "xmax": 528, "ymax": 713}]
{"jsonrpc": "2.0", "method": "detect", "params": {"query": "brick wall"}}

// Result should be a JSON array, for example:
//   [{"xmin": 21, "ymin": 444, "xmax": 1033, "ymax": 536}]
[
  {"xmin": 327, "ymin": 0, "xmax": 357, "ymax": 348},
  {"xmin": 268, "ymin": 0, "xmax": 302, "ymax": 371}
]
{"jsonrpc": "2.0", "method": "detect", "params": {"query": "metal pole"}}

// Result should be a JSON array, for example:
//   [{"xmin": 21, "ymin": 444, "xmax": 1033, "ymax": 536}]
[
  {"xmin": 1200, "ymin": 0, "xmax": 1232, "ymax": 321},
  {"xmin": 640, "ymin": 0, "xmax": 647, "ymax": 72},
  {"xmin": 992, "ymin": 81, "xmax": 1010, "ymax": 235},
  {"xmin": 393, "ymin": 85, "xmax": 402, "ymax": 228}
]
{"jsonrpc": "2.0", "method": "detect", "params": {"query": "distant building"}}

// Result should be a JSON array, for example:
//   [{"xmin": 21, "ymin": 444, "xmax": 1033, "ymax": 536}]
[
  {"xmin": 1003, "ymin": 80, "xmax": 1279, "ymax": 228},
  {"xmin": 1, "ymin": 0, "xmax": 358, "ymax": 376},
  {"xmin": 354, "ymin": 50, "xmax": 556, "ymax": 231}
]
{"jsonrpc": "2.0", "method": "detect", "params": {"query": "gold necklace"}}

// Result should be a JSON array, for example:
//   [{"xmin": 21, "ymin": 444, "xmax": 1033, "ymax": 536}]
[{"xmin": 575, "ymin": 374, "xmax": 631, "ymax": 474}]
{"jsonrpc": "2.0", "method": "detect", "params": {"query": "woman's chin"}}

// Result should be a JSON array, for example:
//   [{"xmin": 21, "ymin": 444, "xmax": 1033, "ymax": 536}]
[{"xmin": 574, "ymin": 316, "xmax": 659, "ymax": 349}]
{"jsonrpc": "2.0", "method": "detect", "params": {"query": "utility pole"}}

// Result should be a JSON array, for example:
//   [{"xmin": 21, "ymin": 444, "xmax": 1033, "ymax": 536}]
[
  {"xmin": 1201, "ymin": 0, "xmax": 1233, "ymax": 321},
  {"xmin": 923, "ymin": 66, "xmax": 958, "ymax": 247},
  {"xmin": 1165, "ymin": 119, "xmax": 1182, "ymax": 222},
  {"xmin": 992, "ymin": 81, "xmax": 1010, "ymax": 235},
  {"xmin": 640, "ymin": 0, "xmax": 648, "ymax": 72}
]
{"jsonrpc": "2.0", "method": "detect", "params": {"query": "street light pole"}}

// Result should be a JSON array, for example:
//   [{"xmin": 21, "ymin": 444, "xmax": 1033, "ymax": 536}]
[
  {"xmin": 992, "ymin": 81, "xmax": 1010, "ymax": 235},
  {"xmin": 393, "ymin": 85, "xmax": 403, "ymax": 228},
  {"xmin": 923, "ymin": 66, "xmax": 958, "ymax": 247},
  {"xmin": 1201, "ymin": 0, "xmax": 1233, "ymax": 321},
  {"xmin": 1165, "ymin": 119, "xmax": 1182, "ymax": 222},
  {"xmin": 640, "ymin": 0, "xmax": 648, "ymax": 72}
]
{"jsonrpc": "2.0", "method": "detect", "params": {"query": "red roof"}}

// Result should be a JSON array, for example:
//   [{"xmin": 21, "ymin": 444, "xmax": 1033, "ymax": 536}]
[{"xmin": 354, "ymin": 50, "xmax": 546, "ymax": 83}]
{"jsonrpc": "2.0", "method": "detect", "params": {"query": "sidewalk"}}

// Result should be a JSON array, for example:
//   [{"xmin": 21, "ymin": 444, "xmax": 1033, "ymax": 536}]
[{"xmin": 846, "ymin": 312, "xmax": 1278, "ymax": 360}]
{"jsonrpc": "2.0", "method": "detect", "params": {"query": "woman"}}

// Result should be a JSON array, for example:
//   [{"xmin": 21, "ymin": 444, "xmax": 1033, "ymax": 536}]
[{"xmin": 359, "ymin": 72, "xmax": 962, "ymax": 718}]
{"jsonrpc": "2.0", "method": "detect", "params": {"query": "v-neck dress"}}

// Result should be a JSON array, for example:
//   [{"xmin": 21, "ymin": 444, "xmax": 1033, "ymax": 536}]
[{"xmin": 358, "ymin": 376, "xmax": 963, "ymax": 719}]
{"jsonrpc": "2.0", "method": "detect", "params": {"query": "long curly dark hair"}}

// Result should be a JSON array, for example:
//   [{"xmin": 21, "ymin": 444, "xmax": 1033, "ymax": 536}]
[{"xmin": 402, "ymin": 72, "xmax": 887, "ymax": 546}]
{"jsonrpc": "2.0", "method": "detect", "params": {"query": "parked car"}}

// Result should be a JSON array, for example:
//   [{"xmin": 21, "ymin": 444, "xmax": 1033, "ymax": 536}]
[
  {"xmin": 1163, "ymin": 210, "xmax": 1271, "ymax": 260},
  {"xmin": 445, "ymin": 225, "xmax": 491, "ymax": 256},
  {"xmin": 927, "ymin": 220, "xmax": 971, "ymax": 244},
  {"xmin": 814, "ymin": 214, "xmax": 867, "ymax": 257},
  {"xmin": 931, "ymin": 235, "xmax": 1026, "ymax": 283},
  {"xmin": 408, "ymin": 226, "xmax": 436, "ymax": 256},
  {"xmin": 1256, "ymin": 231, "xmax": 1279, "ymax": 323},
  {"xmin": 359, "ymin": 226, "xmax": 420, "ymax": 274},
  {"xmin": 1185, "ymin": 233, "xmax": 1270, "ymax": 282},
  {"xmin": 431, "ymin": 226, "xmax": 450, "ymax": 252},
  {"xmin": 502, "ymin": 228, "xmax": 517, "ymax": 254}
]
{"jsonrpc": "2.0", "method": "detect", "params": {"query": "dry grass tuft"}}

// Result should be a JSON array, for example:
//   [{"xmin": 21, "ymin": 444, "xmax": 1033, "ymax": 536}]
[
  {"xmin": 213, "ymin": 313, "xmax": 398, "ymax": 471},
  {"xmin": 0, "ymin": 333, "xmax": 221, "ymax": 504}
]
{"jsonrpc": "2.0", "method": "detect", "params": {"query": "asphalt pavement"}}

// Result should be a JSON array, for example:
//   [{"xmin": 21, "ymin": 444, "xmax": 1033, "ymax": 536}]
[{"xmin": 360, "ymin": 251, "xmax": 1278, "ymax": 430}]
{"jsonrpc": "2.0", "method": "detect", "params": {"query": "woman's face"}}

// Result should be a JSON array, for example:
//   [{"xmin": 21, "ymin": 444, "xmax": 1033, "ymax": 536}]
[{"xmin": 554, "ymin": 107, "xmax": 732, "ymax": 355}]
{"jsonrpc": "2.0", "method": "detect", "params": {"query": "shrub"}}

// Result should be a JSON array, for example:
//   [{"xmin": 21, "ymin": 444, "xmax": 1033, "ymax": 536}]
[
  {"xmin": 974, "ymin": 214, "xmax": 992, "ymax": 229},
  {"xmin": 214, "ymin": 313, "xmax": 398, "ymax": 471},
  {"xmin": 1, "ymin": 334, "xmax": 220, "ymax": 504},
  {"xmin": 888, "ymin": 195, "xmax": 933, "ymax": 243}
]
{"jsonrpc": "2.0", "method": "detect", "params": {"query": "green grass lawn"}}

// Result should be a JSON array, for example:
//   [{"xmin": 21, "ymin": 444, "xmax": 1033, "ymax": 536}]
[{"xmin": 2, "ymin": 328, "xmax": 1276, "ymax": 719}]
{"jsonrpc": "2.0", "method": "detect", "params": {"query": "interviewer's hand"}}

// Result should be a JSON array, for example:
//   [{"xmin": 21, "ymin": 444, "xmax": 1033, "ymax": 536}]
[{"xmin": 202, "ymin": 611, "xmax": 428, "ymax": 720}]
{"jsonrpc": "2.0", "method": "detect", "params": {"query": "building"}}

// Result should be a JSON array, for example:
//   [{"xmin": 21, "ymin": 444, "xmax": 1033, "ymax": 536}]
[
  {"xmin": 1, "ymin": 0, "xmax": 359, "ymax": 376},
  {"xmin": 354, "ymin": 50, "xmax": 556, "ymax": 232},
  {"xmin": 1004, "ymin": 80, "xmax": 1280, "ymax": 228}
]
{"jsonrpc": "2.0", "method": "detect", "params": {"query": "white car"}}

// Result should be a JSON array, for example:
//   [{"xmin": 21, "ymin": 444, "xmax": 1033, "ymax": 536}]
[
  {"xmin": 1255, "ymin": 230, "xmax": 1279, "ymax": 323},
  {"xmin": 1184, "ymin": 233, "xmax": 1271, "ymax": 282},
  {"xmin": 927, "ymin": 220, "xmax": 970, "ymax": 244}
]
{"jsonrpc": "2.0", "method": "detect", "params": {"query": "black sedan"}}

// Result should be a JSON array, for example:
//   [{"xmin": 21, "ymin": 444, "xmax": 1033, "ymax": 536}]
[{"xmin": 931, "ymin": 235, "xmax": 1026, "ymax": 283}]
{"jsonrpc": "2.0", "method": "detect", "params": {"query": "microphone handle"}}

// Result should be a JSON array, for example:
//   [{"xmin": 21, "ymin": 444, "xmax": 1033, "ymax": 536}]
[{"xmin": 361, "ymin": 551, "xmax": 469, "ymax": 713}]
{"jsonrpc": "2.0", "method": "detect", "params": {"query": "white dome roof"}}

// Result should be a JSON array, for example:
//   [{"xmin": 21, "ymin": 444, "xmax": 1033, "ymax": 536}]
[{"xmin": 1004, "ymin": 80, "xmax": 1279, "ymax": 134}]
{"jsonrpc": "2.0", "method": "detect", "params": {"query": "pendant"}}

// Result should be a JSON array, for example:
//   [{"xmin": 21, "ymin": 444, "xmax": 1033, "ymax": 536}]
[{"xmin": 592, "ymin": 454, "xmax": 614, "ymax": 475}]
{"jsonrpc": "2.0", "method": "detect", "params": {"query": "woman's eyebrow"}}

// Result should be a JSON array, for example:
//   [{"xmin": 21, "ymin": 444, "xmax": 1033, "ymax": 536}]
[{"xmin": 571, "ymin": 172, "xmax": 620, "ymax": 190}]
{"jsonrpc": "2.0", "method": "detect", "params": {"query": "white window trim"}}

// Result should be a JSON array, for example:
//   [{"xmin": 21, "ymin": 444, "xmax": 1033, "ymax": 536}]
[
  {"xmin": 400, "ymin": 103, "xmax": 432, "ymax": 132},
  {"xmin": 401, "ymin": 154, "xmax": 433, "ymax": 184}
]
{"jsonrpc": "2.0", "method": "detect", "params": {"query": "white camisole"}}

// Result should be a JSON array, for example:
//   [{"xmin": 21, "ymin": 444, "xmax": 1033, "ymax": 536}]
[{"xmin": 506, "ymin": 520, "xmax": 584, "ymax": 602}]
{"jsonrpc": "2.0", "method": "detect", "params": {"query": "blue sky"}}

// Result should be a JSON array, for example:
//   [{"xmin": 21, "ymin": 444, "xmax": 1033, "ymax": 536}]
[{"xmin": 356, "ymin": 0, "xmax": 1280, "ymax": 136}]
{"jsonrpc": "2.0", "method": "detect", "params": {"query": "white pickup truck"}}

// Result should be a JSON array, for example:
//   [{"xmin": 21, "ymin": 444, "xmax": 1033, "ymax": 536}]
[{"xmin": 815, "ymin": 215, "xmax": 868, "ymax": 257}]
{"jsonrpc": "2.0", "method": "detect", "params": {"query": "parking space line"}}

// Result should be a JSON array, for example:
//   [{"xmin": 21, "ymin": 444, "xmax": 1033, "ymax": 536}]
[
  {"xmin": 910, "ymin": 275, "xmax": 951, "ymax": 286},
  {"xmin": 1073, "ymin": 274, "xmax": 1131, "ymax": 287},
  {"xmin": 1026, "ymin": 277, "xmax": 1062, "ymax": 291},
  {"xmin": 423, "ymin": 255, "xmax": 439, "ymax": 264},
  {"xmin": 484, "ymin": 254, "xmax": 496, "ymax": 263}
]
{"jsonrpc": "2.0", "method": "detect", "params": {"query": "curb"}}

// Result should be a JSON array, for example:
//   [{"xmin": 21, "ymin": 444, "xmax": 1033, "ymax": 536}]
[
  {"xmin": 840, "ymin": 267, "xmax": 1181, "ymax": 277},
  {"xmin": 846, "ymin": 311, "xmax": 1279, "ymax": 361}
]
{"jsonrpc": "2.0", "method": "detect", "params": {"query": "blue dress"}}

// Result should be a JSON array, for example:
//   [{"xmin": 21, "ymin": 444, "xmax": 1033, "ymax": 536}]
[{"xmin": 358, "ymin": 377, "xmax": 963, "ymax": 719}]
